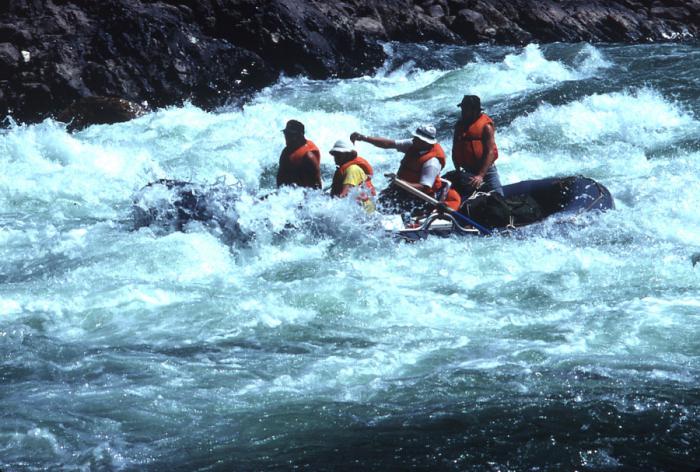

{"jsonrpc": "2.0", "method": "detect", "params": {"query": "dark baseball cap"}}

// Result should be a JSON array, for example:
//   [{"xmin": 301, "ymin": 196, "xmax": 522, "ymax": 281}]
[
  {"xmin": 282, "ymin": 119, "xmax": 305, "ymax": 134},
  {"xmin": 457, "ymin": 95, "xmax": 481, "ymax": 110}
]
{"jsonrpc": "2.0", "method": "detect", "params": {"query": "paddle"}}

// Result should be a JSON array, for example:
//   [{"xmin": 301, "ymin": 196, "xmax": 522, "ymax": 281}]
[{"xmin": 386, "ymin": 174, "xmax": 493, "ymax": 235}]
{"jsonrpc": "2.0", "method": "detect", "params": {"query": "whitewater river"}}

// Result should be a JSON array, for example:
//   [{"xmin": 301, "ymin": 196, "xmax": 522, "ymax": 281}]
[{"xmin": 2, "ymin": 42, "xmax": 700, "ymax": 470}]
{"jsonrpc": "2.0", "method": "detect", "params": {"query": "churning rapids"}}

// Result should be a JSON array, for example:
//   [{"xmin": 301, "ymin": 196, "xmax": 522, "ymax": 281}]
[{"xmin": 2, "ymin": 42, "xmax": 700, "ymax": 471}]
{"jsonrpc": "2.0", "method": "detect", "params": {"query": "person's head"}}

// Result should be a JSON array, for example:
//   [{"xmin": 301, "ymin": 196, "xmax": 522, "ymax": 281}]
[
  {"xmin": 411, "ymin": 124, "xmax": 437, "ymax": 150},
  {"xmin": 458, "ymin": 95, "xmax": 482, "ymax": 123},
  {"xmin": 329, "ymin": 139, "xmax": 357, "ymax": 166},
  {"xmin": 282, "ymin": 119, "xmax": 306, "ymax": 146}
]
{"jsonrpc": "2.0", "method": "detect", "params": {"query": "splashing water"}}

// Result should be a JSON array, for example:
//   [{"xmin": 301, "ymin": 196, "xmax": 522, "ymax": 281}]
[{"xmin": 1, "ymin": 42, "xmax": 700, "ymax": 471}]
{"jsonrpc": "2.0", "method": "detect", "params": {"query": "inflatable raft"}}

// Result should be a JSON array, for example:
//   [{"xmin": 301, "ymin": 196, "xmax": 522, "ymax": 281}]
[
  {"xmin": 390, "ymin": 175, "xmax": 615, "ymax": 240},
  {"xmin": 133, "ymin": 176, "xmax": 614, "ymax": 242}
]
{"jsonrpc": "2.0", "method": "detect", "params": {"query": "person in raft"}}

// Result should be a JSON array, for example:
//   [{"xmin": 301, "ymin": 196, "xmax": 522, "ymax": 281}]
[
  {"xmin": 329, "ymin": 139, "xmax": 376, "ymax": 213},
  {"xmin": 350, "ymin": 124, "xmax": 460, "ymax": 217},
  {"xmin": 277, "ymin": 119, "xmax": 322, "ymax": 189},
  {"xmin": 447, "ymin": 95, "xmax": 503, "ymax": 196}
]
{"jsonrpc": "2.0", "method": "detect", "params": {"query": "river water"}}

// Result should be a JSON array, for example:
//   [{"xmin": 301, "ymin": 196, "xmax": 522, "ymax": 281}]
[{"xmin": 2, "ymin": 42, "xmax": 700, "ymax": 471}]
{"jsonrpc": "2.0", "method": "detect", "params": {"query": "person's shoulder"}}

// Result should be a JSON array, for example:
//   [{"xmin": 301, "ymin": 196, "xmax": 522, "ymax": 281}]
[
  {"xmin": 395, "ymin": 139, "xmax": 413, "ymax": 152},
  {"xmin": 343, "ymin": 164, "xmax": 367, "ymax": 186},
  {"xmin": 304, "ymin": 149, "xmax": 321, "ymax": 163},
  {"xmin": 482, "ymin": 119, "xmax": 495, "ymax": 133},
  {"xmin": 345, "ymin": 164, "xmax": 366, "ymax": 175}
]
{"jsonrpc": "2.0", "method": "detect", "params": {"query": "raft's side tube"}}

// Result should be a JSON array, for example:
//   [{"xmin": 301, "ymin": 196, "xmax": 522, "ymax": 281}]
[
  {"xmin": 502, "ymin": 176, "xmax": 614, "ymax": 218},
  {"xmin": 559, "ymin": 176, "xmax": 615, "ymax": 214}
]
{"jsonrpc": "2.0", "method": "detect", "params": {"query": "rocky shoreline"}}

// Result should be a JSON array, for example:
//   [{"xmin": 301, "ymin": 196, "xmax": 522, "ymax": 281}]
[{"xmin": 1, "ymin": 0, "xmax": 698, "ymax": 126}]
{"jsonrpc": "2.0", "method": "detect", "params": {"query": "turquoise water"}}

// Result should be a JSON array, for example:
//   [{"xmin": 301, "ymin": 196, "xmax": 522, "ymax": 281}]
[{"xmin": 1, "ymin": 42, "xmax": 700, "ymax": 471}]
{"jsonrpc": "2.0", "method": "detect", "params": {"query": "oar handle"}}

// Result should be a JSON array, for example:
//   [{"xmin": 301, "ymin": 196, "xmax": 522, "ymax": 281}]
[{"xmin": 386, "ymin": 174, "xmax": 492, "ymax": 235}]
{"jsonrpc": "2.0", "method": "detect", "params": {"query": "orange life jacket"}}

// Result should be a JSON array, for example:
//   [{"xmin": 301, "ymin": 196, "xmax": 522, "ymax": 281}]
[
  {"xmin": 397, "ymin": 143, "xmax": 446, "ymax": 194},
  {"xmin": 278, "ymin": 140, "xmax": 321, "ymax": 188},
  {"xmin": 434, "ymin": 178, "xmax": 461, "ymax": 211},
  {"xmin": 452, "ymin": 113, "xmax": 498, "ymax": 171},
  {"xmin": 330, "ymin": 156, "xmax": 377, "ymax": 198},
  {"xmin": 286, "ymin": 140, "xmax": 320, "ymax": 165},
  {"xmin": 443, "ymin": 187, "xmax": 461, "ymax": 211}
]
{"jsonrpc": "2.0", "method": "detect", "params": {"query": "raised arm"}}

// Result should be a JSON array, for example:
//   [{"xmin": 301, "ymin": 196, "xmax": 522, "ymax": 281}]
[{"xmin": 350, "ymin": 132, "xmax": 397, "ymax": 149}]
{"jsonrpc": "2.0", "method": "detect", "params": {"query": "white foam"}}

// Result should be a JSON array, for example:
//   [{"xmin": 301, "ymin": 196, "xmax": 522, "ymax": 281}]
[
  {"xmin": 1, "ymin": 43, "xmax": 699, "ymax": 446},
  {"xmin": 505, "ymin": 88, "xmax": 697, "ymax": 149}
]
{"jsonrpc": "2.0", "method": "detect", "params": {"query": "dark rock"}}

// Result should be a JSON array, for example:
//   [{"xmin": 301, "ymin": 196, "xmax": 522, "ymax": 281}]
[
  {"xmin": 517, "ymin": 2, "xmax": 572, "ymax": 42},
  {"xmin": 453, "ymin": 9, "xmax": 489, "ymax": 42},
  {"xmin": 0, "ymin": 42, "xmax": 21, "ymax": 79},
  {"xmin": 0, "ymin": 23, "xmax": 33, "ymax": 45},
  {"xmin": 650, "ymin": 6, "xmax": 690, "ymax": 21},
  {"xmin": 688, "ymin": 1, "xmax": 700, "ymax": 15},
  {"xmin": 355, "ymin": 17, "xmax": 387, "ymax": 38},
  {"xmin": 445, "ymin": 0, "xmax": 700, "ymax": 43},
  {"xmin": 0, "ymin": 0, "xmax": 280, "ymax": 122},
  {"xmin": 376, "ymin": 1, "xmax": 459, "ymax": 42},
  {"xmin": 132, "ymin": 179, "xmax": 248, "ymax": 243},
  {"xmin": 55, "ymin": 96, "xmax": 146, "ymax": 132},
  {"xmin": 462, "ymin": 1, "xmax": 532, "ymax": 44},
  {"xmin": 448, "ymin": 0, "xmax": 470, "ymax": 9},
  {"xmin": 176, "ymin": 4, "xmax": 194, "ymax": 17},
  {"xmin": 200, "ymin": 0, "xmax": 388, "ymax": 80},
  {"xmin": 18, "ymin": 82, "xmax": 53, "ymax": 118},
  {"xmin": 429, "ymin": 5, "xmax": 446, "ymax": 17},
  {"xmin": 1, "ymin": 0, "xmax": 699, "ymax": 124}
]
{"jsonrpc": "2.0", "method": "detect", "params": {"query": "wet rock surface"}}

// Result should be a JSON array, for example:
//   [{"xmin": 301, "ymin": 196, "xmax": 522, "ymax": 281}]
[
  {"xmin": 55, "ymin": 96, "xmax": 146, "ymax": 132},
  {"xmin": 1, "ymin": 0, "xmax": 698, "ymax": 126}
]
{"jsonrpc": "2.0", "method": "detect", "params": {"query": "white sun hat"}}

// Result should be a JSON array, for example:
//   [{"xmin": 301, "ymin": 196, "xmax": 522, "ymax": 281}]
[
  {"xmin": 411, "ymin": 124, "xmax": 437, "ymax": 144},
  {"xmin": 329, "ymin": 139, "xmax": 355, "ymax": 153}
]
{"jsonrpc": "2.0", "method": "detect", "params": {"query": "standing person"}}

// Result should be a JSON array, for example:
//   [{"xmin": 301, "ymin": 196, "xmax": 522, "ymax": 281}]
[
  {"xmin": 277, "ymin": 119, "xmax": 322, "ymax": 189},
  {"xmin": 450, "ymin": 95, "xmax": 503, "ymax": 196},
  {"xmin": 350, "ymin": 124, "xmax": 458, "ymax": 216},
  {"xmin": 329, "ymin": 139, "xmax": 376, "ymax": 212}
]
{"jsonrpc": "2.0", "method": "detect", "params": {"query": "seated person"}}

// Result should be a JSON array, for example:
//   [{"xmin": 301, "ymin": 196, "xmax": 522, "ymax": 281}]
[
  {"xmin": 449, "ymin": 94, "xmax": 503, "ymax": 196},
  {"xmin": 277, "ymin": 119, "xmax": 322, "ymax": 189},
  {"xmin": 329, "ymin": 139, "xmax": 376, "ymax": 212},
  {"xmin": 350, "ymin": 124, "xmax": 449, "ymax": 217}
]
